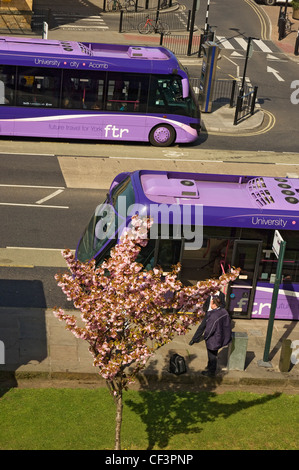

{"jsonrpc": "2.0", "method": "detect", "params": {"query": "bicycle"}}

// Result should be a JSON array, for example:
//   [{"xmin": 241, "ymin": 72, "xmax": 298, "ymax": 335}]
[
  {"xmin": 107, "ymin": 0, "xmax": 135, "ymax": 12},
  {"xmin": 138, "ymin": 15, "xmax": 170, "ymax": 35}
]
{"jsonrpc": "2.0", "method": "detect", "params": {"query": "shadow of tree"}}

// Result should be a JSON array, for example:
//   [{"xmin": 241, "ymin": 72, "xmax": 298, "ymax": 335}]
[
  {"xmin": 125, "ymin": 348, "xmax": 282, "ymax": 450},
  {"xmin": 125, "ymin": 389, "xmax": 282, "ymax": 450}
]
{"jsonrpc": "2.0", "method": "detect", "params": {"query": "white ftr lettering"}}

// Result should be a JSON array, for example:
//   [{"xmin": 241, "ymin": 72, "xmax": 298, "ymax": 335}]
[{"xmin": 104, "ymin": 125, "xmax": 129, "ymax": 138}]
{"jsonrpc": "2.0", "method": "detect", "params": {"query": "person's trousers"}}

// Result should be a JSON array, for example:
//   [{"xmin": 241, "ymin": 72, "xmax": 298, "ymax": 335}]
[{"xmin": 207, "ymin": 348, "xmax": 218, "ymax": 373}]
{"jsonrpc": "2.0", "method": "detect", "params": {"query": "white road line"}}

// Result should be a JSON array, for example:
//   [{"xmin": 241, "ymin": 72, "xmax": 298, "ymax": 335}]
[
  {"xmin": 253, "ymin": 39, "xmax": 272, "ymax": 53},
  {"xmin": 35, "ymin": 188, "xmax": 64, "ymax": 205},
  {"xmin": 234, "ymin": 37, "xmax": 248, "ymax": 50},
  {"xmin": 0, "ymin": 184, "xmax": 65, "ymax": 189},
  {"xmin": 7, "ymin": 247, "xmax": 75, "ymax": 251},
  {"xmin": 0, "ymin": 152, "xmax": 55, "ymax": 156},
  {"xmin": 216, "ymin": 36, "xmax": 234, "ymax": 49},
  {"xmin": 0, "ymin": 202, "xmax": 69, "ymax": 209},
  {"xmin": 275, "ymin": 163, "xmax": 299, "ymax": 166}
]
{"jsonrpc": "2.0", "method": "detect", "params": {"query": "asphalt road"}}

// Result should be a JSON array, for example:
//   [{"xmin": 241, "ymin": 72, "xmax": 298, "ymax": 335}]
[
  {"xmin": 181, "ymin": 0, "xmax": 299, "ymax": 153},
  {"xmin": 1, "ymin": 146, "xmax": 299, "ymax": 308},
  {"xmin": 1, "ymin": 0, "xmax": 299, "ymax": 309}
]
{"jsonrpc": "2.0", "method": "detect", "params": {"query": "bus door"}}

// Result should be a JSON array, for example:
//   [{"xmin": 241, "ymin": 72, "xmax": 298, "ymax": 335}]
[
  {"xmin": 154, "ymin": 238, "xmax": 184, "ymax": 276},
  {"xmin": 227, "ymin": 240, "xmax": 262, "ymax": 319}
]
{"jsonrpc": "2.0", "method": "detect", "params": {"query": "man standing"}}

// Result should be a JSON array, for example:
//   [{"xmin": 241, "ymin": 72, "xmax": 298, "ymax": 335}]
[{"xmin": 189, "ymin": 296, "xmax": 232, "ymax": 377}]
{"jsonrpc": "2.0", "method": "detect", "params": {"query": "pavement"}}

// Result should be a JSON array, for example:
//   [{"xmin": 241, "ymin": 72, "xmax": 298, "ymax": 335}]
[
  {"xmin": 0, "ymin": 306, "xmax": 298, "ymax": 393},
  {"xmin": 0, "ymin": 2, "xmax": 299, "ymax": 393}
]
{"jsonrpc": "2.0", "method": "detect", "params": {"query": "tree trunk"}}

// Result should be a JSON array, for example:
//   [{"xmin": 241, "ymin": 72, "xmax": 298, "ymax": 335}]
[{"xmin": 114, "ymin": 390, "xmax": 123, "ymax": 450}]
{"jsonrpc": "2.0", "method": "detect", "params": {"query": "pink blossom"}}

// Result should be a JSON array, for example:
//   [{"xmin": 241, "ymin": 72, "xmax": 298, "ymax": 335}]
[{"xmin": 54, "ymin": 215, "xmax": 240, "ymax": 390}]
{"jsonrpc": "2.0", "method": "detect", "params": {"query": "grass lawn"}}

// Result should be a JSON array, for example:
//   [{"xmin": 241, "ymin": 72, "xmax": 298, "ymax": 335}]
[{"xmin": 0, "ymin": 387, "xmax": 298, "ymax": 450}]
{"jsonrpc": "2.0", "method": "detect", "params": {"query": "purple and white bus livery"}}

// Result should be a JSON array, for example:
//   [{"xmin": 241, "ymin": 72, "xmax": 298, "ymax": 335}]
[
  {"xmin": 76, "ymin": 170, "xmax": 299, "ymax": 321},
  {"xmin": 0, "ymin": 37, "xmax": 200, "ymax": 146}
]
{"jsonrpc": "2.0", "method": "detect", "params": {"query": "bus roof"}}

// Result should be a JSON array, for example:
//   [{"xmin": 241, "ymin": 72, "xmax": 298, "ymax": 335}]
[
  {"xmin": 0, "ymin": 36, "xmax": 179, "ymax": 73},
  {"xmin": 130, "ymin": 170, "xmax": 299, "ymax": 230}
]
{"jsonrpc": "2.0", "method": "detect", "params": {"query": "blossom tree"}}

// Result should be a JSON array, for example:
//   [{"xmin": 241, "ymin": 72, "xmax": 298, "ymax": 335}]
[{"xmin": 54, "ymin": 216, "xmax": 239, "ymax": 450}]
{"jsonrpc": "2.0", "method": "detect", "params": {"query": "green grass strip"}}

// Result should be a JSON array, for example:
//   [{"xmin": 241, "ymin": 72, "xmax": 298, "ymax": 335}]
[{"xmin": 0, "ymin": 388, "xmax": 298, "ymax": 450}]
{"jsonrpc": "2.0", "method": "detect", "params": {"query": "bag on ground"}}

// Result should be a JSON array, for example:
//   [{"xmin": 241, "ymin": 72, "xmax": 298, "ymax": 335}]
[{"xmin": 169, "ymin": 353, "xmax": 187, "ymax": 375}]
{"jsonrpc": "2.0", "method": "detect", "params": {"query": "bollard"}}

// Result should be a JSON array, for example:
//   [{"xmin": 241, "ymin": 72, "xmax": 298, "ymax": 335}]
[
  {"xmin": 42, "ymin": 21, "xmax": 48, "ymax": 39},
  {"xmin": 279, "ymin": 339, "xmax": 292, "ymax": 372},
  {"xmin": 227, "ymin": 332, "xmax": 248, "ymax": 371},
  {"xmin": 119, "ymin": 10, "xmax": 123, "ymax": 33}
]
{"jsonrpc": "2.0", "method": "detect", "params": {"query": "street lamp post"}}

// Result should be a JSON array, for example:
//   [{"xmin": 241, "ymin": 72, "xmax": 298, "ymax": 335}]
[
  {"xmin": 240, "ymin": 36, "xmax": 254, "ymax": 95},
  {"xmin": 187, "ymin": 0, "xmax": 200, "ymax": 56}
]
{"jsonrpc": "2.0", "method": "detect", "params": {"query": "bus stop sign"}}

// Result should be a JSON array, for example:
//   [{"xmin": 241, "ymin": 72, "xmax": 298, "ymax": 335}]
[{"xmin": 272, "ymin": 230, "xmax": 283, "ymax": 258}]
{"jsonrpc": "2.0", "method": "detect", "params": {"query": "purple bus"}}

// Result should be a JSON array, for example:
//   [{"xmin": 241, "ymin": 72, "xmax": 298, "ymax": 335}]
[
  {"xmin": 76, "ymin": 170, "xmax": 299, "ymax": 321},
  {"xmin": 0, "ymin": 36, "xmax": 200, "ymax": 146}
]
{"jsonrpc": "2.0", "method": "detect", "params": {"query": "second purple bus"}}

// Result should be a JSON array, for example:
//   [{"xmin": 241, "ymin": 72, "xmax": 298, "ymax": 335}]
[
  {"xmin": 76, "ymin": 170, "xmax": 299, "ymax": 321},
  {"xmin": 0, "ymin": 37, "xmax": 200, "ymax": 146}
]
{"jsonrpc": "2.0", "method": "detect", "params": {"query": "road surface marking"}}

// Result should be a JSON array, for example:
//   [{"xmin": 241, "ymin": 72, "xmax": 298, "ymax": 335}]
[
  {"xmin": 35, "ymin": 189, "xmax": 64, "ymax": 205},
  {"xmin": 0, "ymin": 202, "xmax": 68, "ymax": 209},
  {"xmin": 216, "ymin": 36, "xmax": 234, "ymax": 49},
  {"xmin": 253, "ymin": 39, "xmax": 272, "ymax": 53}
]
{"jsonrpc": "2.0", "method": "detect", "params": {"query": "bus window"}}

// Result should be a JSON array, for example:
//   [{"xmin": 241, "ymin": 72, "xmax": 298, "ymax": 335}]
[
  {"xmin": 105, "ymin": 72, "xmax": 149, "ymax": 112},
  {"xmin": 148, "ymin": 75, "xmax": 196, "ymax": 117},
  {"xmin": 62, "ymin": 69, "xmax": 105, "ymax": 110},
  {"xmin": 0, "ymin": 65, "xmax": 15, "ymax": 105},
  {"xmin": 155, "ymin": 239, "xmax": 183, "ymax": 274},
  {"xmin": 17, "ymin": 67, "xmax": 61, "ymax": 108},
  {"xmin": 77, "ymin": 177, "xmax": 136, "ymax": 264}
]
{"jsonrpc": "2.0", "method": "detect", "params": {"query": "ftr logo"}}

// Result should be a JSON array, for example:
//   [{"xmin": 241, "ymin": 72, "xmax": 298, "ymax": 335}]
[{"xmin": 0, "ymin": 340, "xmax": 4, "ymax": 364}]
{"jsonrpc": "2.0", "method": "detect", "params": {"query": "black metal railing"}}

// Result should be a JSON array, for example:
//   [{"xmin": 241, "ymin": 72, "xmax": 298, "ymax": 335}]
[
  {"xmin": 234, "ymin": 86, "xmax": 258, "ymax": 125},
  {"xmin": 105, "ymin": 0, "xmax": 175, "ymax": 12},
  {"xmin": 160, "ymin": 33, "xmax": 201, "ymax": 56},
  {"xmin": 119, "ymin": 9, "xmax": 188, "ymax": 32},
  {"xmin": 190, "ymin": 79, "xmax": 238, "ymax": 108},
  {"xmin": 31, "ymin": 8, "xmax": 55, "ymax": 31}
]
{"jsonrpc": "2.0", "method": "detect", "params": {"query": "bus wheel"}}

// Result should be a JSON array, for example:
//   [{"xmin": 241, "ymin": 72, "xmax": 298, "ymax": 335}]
[{"xmin": 149, "ymin": 124, "xmax": 175, "ymax": 146}]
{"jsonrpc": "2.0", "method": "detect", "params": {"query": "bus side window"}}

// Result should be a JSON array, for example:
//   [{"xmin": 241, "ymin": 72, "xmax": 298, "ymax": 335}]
[
  {"xmin": 0, "ymin": 65, "xmax": 16, "ymax": 105},
  {"xmin": 17, "ymin": 67, "xmax": 61, "ymax": 107},
  {"xmin": 105, "ymin": 72, "xmax": 149, "ymax": 112},
  {"xmin": 62, "ymin": 71, "xmax": 104, "ymax": 110}
]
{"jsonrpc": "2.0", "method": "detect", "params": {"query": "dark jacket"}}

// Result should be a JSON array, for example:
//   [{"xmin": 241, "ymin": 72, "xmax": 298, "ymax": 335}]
[{"xmin": 191, "ymin": 307, "xmax": 232, "ymax": 351}]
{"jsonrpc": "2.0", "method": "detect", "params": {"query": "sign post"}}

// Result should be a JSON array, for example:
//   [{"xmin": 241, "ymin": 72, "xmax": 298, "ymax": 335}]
[
  {"xmin": 187, "ymin": 0, "xmax": 200, "ymax": 56},
  {"xmin": 258, "ymin": 230, "xmax": 286, "ymax": 368}
]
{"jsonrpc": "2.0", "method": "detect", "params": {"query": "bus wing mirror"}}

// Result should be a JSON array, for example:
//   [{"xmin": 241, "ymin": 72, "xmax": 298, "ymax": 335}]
[{"xmin": 182, "ymin": 78, "xmax": 189, "ymax": 98}]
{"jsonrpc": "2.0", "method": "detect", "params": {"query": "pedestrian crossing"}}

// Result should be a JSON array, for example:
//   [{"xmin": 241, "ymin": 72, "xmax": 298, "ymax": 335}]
[
  {"xmin": 31, "ymin": 11, "xmax": 109, "ymax": 31},
  {"xmin": 215, "ymin": 36, "xmax": 275, "ymax": 54},
  {"xmin": 53, "ymin": 12, "xmax": 109, "ymax": 30}
]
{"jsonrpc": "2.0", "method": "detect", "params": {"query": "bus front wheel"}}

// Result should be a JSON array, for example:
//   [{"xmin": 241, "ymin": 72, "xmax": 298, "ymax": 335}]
[{"xmin": 149, "ymin": 124, "xmax": 176, "ymax": 146}]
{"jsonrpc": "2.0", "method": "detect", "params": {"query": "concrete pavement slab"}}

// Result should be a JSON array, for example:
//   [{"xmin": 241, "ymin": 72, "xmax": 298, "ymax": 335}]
[{"xmin": 0, "ymin": 304, "xmax": 298, "ymax": 393}]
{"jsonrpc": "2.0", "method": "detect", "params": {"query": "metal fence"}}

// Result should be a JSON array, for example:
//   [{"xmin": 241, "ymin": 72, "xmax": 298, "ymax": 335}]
[
  {"xmin": 234, "ymin": 86, "xmax": 258, "ymax": 125},
  {"xmin": 189, "ymin": 78, "xmax": 258, "ymax": 125},
  {"xmin": 159, "ymin": 33, "xmax": 200, "ymax": 56},
  {"xmin": 212, "ymin": 79, "xmax": 238, "ymax": 108},
  {"xmin": 31, "ymin": 8, "xmax": 55, "ymax": 31},
  {"xmin": 105, "ymin": 0, "xmax": 177, "ymax": 12},
  {"xmin": 190, "ymin": 79, "xmax": 239, "ymax": 107},
  {"xmin": 120, "ymin": 10, "xmax": 189, "ymax": 32}
]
